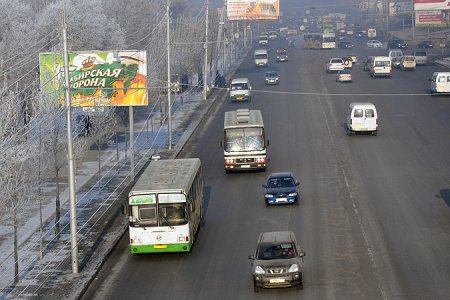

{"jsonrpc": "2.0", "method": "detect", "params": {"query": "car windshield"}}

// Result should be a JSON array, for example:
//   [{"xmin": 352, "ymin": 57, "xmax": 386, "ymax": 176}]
[
  {"xmin": 231, "ymin": 83, "xmax": 248, "ymax": 90},
  {"xmin": 331, "ymin": 59, "xmax": 342, "ymax": 64},
  {"xmin": 266, "ymin": 72, "xmax": 278, "ymax": 77},
  {"xmin": 268, "ymin": 177, "xmax": 295, "ymax": 188},
  {"xmin": 257, "ymin": 242, "xmax": 297, "ymax": 260}
]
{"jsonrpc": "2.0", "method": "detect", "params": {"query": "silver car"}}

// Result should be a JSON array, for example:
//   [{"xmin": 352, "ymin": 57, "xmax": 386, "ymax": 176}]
[
  {"xmin": 265, "ymin": 71, "xmax": 279, "ymax": 85},
  {"xmin": 367, "ymin": 40, "xmax": 383, "ymax": 48},
  {"xmin": 249, "ymin": 231, "xmax": 306, "ymax": 292}
]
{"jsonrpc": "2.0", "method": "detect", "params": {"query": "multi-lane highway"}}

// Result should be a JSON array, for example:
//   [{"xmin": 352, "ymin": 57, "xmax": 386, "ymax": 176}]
[{"xmin": 81, "ymin": 34, "xmax": 450, "ymax": 299}]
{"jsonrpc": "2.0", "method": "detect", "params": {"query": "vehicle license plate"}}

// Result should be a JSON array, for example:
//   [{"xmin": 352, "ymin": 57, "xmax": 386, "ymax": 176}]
[
  {"xmin": 241, "ymin": 165, "xmax": 250, "ymax": 168},
  {"xmin": 276, "ymin": 198, "xmax": 287, "ymax": 202},
  {"xmin": 154, "ymin": 245, "xmax": 167, "ymax": 249},
  {"xmin": 270, "ymin": 278, "xmax": 285, "ymax": 283}
]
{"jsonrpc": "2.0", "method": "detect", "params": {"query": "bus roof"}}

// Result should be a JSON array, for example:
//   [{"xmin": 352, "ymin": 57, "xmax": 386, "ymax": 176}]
[
  {"xmin": 224, "ymin": 109, "xmax": 264, "ymax": 129},
  {"xmin": 129, "ymin": 158, "xmax": 201, "ymax": 195}
]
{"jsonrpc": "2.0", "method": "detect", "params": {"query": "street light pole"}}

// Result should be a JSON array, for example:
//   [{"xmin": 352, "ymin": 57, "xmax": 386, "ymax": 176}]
[
  {"xmin": 203, "ymin": 0, "xmax": 209, "ymax": 101},
  {"xmin": 167, "ymin": 0, "xmax": 172, "ymax": 149}
]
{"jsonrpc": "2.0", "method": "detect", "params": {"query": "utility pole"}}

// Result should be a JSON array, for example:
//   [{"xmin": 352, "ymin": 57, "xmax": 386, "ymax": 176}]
[
  {"xmin": 62, "ymin": 8, "xmax": 78, "ymax": 274},
  {"xmin": 203, "ymin": 0, "xmax": 209, "ymax": 100},
  {"xmin": 411, "ymin": 0, "xmax": 415, "ymax": 40},
  {"xmin": 385, "ymin": 0, "xmax": 389, "ymax": 40},
  {"xmin": 167, "ymin": 0, "xmax": 172, "ymax": 148}
]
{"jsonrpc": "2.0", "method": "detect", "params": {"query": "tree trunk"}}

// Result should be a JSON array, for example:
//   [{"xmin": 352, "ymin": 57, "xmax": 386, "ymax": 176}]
[
  {"xmin": 13, "ymin": 205, "xmax": 19, "ymax": 283},
  {"xmin": 55, "ymin": 167, "xmax": 61, "ymax": 240},
  {"xmin": 98, "ymin": 138, "xmax": 101, "ymax": 177}
]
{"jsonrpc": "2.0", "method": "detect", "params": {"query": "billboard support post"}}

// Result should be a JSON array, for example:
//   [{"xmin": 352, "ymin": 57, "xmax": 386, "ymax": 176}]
[{"xmin": 129, "ymin": 106, "xmax": 135, "ymax": 180}]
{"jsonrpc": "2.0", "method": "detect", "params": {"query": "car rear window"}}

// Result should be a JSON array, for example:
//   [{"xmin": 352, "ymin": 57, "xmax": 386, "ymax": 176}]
[
  {"xmin": 365, "ymin": 109, "xmax": 374, "ymax": 118},
  {"xmin": 415, "ymin": 51, "xmax": 426, "ymax": 56},
  {"xmin": 354, "ymin": 109, "xmax": 363, "ymax": 117}
]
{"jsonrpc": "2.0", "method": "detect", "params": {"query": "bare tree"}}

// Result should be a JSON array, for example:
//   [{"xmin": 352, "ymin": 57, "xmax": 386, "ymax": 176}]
[{"xmin": 0, "ymin": 87, "xmax": 38, "ymax": 283}]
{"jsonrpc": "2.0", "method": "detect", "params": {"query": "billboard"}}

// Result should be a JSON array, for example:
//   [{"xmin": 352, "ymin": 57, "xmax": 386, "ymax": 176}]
[
  {"xmin": 415, "ymin": 10, "xmax": 446, "ymax": 26},
  {"xmin": 227, "ymin": 0, "xmax": 279, "ymax": 21},
  {"xmin": 414, "ymin": 0, "xmax": 450, "ymax": 10},
  {"xmin": 39, "ymin": 50, "xmax": 148, "ymax": 107}
]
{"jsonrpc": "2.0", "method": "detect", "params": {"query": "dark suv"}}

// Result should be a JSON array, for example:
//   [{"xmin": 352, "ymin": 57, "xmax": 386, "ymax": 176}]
[
  {"xmin": 338, "ymin": 41, "xmax": 354, "ymax": 49},
  {"xmin": 249, "ymin": 231, "xmax": 306, "ymax": 292},
  {"xmin": 388, "ymin": 38, "xmax": 407, "ymax": 49}
]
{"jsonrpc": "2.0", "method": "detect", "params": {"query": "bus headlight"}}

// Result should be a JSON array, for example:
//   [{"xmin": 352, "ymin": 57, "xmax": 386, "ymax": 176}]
[
  {"xmin": 178, "ymin": 236, "xmax": 186, "ymax": 242},
  {"xmin": 130, "ymin": 238, "xmax": 142, "ymax": 245},
  {"xmin": 244, "ymin": 93, "xmax": 249, "ymax": 97},
  {"xmin": 288, "ymin": 192, "xmax": 298, "ymax": 197},
  {"xmin": 265, "ymin": 194, "xmax": 273, "ymax": 198},
  {"xmin": 225, "ymin": 158, "xmax": 235, "ymax": 164},
  {"xmin": 255, "ymin": 157, "xmax": 265, "ymax": 163}
]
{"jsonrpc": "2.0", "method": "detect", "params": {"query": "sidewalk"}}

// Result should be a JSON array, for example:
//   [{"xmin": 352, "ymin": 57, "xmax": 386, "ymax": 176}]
[{"xmin": 1, "ymin": 45, "xmax": 252, "ymax": 299}]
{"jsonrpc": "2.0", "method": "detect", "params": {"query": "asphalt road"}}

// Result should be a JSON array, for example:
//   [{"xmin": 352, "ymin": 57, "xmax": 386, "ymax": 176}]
[{"xmin": 81, "ymin": 35, "xmax": 450, "ymax": 300}]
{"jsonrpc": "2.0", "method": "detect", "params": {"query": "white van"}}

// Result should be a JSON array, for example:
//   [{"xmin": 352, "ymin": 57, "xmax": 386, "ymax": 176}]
[
  {"xmin": 229, "ymin": 78, "xmax": 252, "ymax": 102},
  {"xmin": 370, "ymin": 56, "xmax": 391, "ymax": 78},
  {"xmin": 254, "ymin": 49, "xmax": 269, "ymax": 67},
  {"xmin": 414, "ymin": 50, "xmax": 428, "ymax": 65},
  {"xmin": 430, "ymin": 72, "xmax": 450, "ymax": 94},
  {"xmin": 346, "ymin": 102, "xmax": 378, "ymax": 136}
]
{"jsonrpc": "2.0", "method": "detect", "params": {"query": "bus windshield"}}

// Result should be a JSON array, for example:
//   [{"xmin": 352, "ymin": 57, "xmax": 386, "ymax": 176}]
[
  {"xmin": 130, "ymin": 193, "xmax": 187, "ymax": 227},
  {"xmin": 224, "ymin": 127, "xmax": 264, "ymax": 152}
]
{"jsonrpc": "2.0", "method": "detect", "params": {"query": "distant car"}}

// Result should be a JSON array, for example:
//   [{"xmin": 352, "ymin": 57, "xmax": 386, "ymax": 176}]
[
  {"xmin": 342, "ymin": 56, "xmax": 353, "ymax": 69},
  {"xmin": 262, "ymin": 172, "xmax": 299, "ymax": 206},
  {"xmin": 338, "ymin": 41, "xmax": 354, "ymax": 49},
  {"xmin": 346, "ymin": 29, "xmax": 354, "ymax": 35},
  {"xmin": 363, "ymin": 56, "xmax": 375, "ymax": 71},
  {"xmin": 400, "ymin": 55, "xmax": 416, "ymax": 71},
  {"xmin": 336, "ymin": 69, "xmax": 352, "ymax": 82},
  {"xmin": 275, "ymin": 48, "xmax": 288, "ymax": 62},
  {"xmin": 249, "ymin": 231, "xmax": 306, "ymax": 292},
  {"xmin": 268, "ymin": 31, "xmax": 278, "ymax": 40},
  {"xmin": 388, "ymin": 38, "xmax": 407, "ymax": 49},
  {"xmin": 418, "ymin": 40, "xmax": 433, "ymax": 48},
  {"xmin": 326, "ymin": 58, "xmax": 345, "ymax": 73},
  {"xmin": 258, "ymin": 35, "xmax": 269, "ymax": 46},
  {"xmin": 347, "ymin": 53, "xmax": 358, "ymax": 63},
  {"xmin": 367, "ymin": 40, "xmax": 383, "ymax": 48},
  {"xmin": 390, "ymin": 57, "xmax": 401, "ymax": 69},
  {"xmin": 264, "ymin": 71, "xmax": 280, "ymax": 85}
]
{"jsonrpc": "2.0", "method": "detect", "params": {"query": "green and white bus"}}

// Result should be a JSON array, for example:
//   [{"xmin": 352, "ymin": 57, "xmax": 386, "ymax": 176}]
[{"xmin": 127, "ymin": 158, "xmax": 203, "ymax": 254}]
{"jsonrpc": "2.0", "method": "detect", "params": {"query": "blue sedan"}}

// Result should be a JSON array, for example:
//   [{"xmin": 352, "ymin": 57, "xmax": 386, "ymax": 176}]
[{"xmin": 262, "ymin": 172, "xmax": 300, "ymax": 206}]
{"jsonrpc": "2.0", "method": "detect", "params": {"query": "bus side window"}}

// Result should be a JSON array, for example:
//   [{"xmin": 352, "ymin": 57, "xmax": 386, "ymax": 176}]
[
  {"xmin": 439, "ymin": 76, "xmax": 446, "ymax": 83},
  {"xmin": 447, "ymin": 76, "xmax": 450, "ymax": 82}
]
